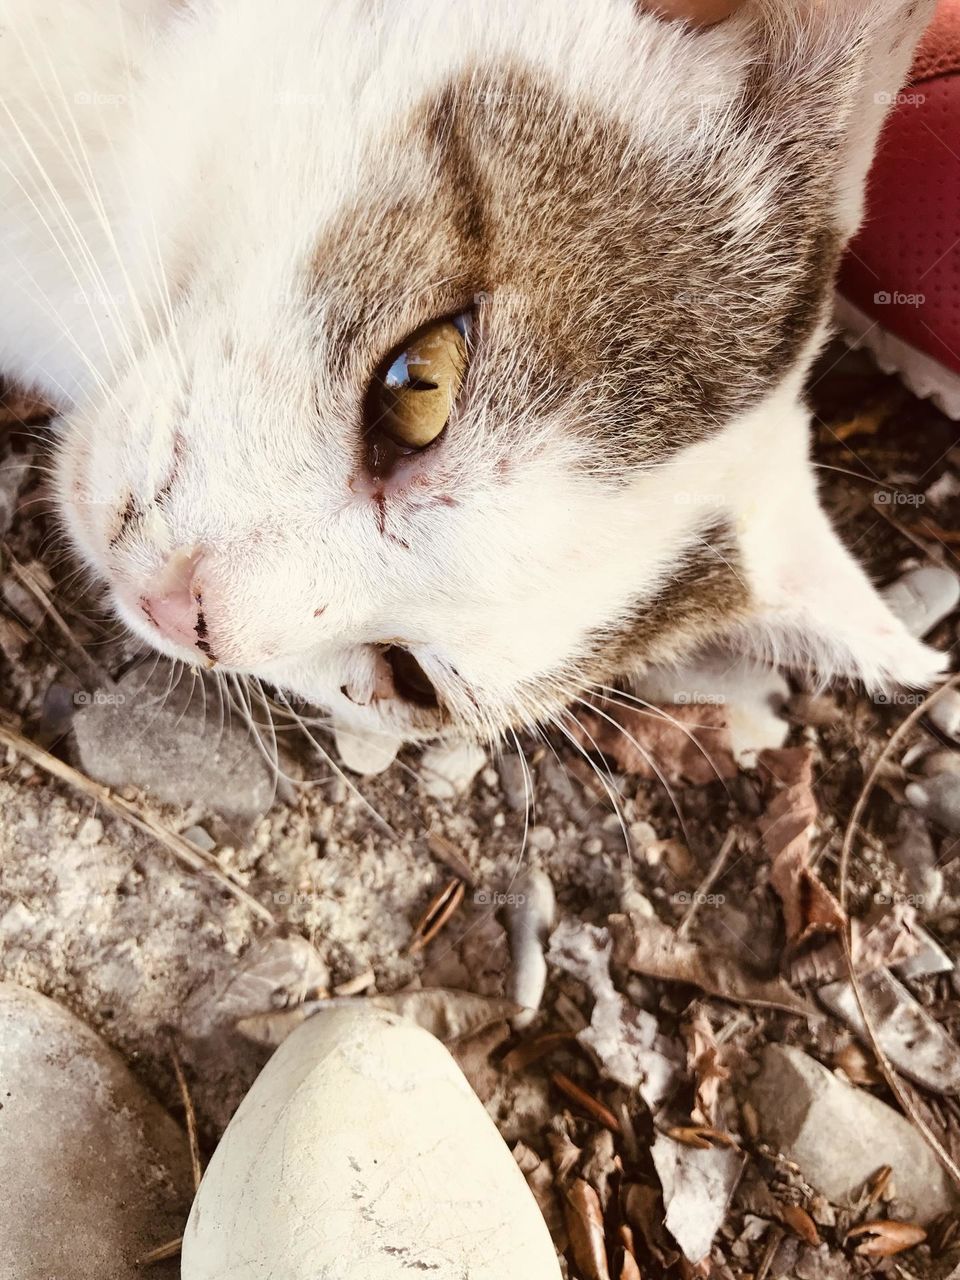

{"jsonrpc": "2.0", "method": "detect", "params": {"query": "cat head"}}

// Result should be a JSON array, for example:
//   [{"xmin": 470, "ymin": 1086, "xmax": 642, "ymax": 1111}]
[{"xmin": 55, "ymin": 0, "xmax": 944, "ymax": 745}]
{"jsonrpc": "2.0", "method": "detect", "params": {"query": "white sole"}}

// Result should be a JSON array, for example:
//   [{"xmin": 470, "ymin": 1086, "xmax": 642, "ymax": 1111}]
[{"xmin": 834, "ymin": 294, "xmax": 960, "ymax": 421}]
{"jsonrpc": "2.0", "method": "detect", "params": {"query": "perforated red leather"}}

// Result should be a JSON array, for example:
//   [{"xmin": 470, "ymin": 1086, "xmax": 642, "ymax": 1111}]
[{"xmin": 837, "ymin": 0, "xmax": 960, "ymax": 377}]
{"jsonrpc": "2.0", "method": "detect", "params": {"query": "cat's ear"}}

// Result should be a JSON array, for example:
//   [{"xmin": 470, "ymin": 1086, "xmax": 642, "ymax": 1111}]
[
  {"xmin": 733, "ymin": 479, "xmax": 950, "ymax": 692},
  {"xmin": 635, "ymin": 0, "xmax": 745, "ymax": 25}
]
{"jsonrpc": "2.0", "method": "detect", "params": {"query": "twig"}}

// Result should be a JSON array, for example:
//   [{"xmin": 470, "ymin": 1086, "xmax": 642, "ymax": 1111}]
[
  {"xmin": 678, "ymin": 829, "xmax": 737, "ymax": 937},
  {"xmin": 137, "ymin": 1237, "xmax": 183, "ymax": 1266},
  {"xmin": 169, "ymin": 1045, "xmax": 203, "ymax": 1193},
  {"xmin": 838, "ymin": 674, "xmax": 960, "ymax": 1188},
  {"xmin": 0, "ymin": 715, "xmax": 274, "ymax": 925}
]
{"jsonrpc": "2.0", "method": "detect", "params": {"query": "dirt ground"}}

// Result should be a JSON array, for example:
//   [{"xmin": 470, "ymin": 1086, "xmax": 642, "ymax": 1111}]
[{"xmin": 2, "ymin": 341, "xmax": 960, "ymax": 1278}]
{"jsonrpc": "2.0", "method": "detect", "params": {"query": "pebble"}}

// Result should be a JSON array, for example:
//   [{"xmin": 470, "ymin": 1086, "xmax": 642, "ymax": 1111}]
[
  {"xmin": 906, "ymin": 773, "xmax": 960, "ymax": 835},
  {"xmin": 76, "ymin": 816, "xmax": 104, "ymax": 846},
  {"xmin": 0, "ymin": 982, "xmax": 191, "ymax": 1278},
  {"xmin": 527, "ymin": 824, "xmax": 556, "ymax": 852},
  {"xmin": 920, "ymin": 748, "xmax": 960, "ymax": 778},
  {"xmin": 333, "ymin": 721, "xmax": 401, "ymax": 776},
  {"xmin": 890, "ymin": 808, "xmax": 943, "ymax": 909},
  {"xmin": 505, "ymin": 869, "xmax": 556, "ymax": 1030},
  {"xmin": 419, "ymin": 739, "xmax": 487, "ymax": 800},
  {"xmin": 582, "ymin": 836, "xmax": 603, "ymax": 856},
  {"xmin": 497, "ymin": 752, "xmax": 530, "ymax": 812},
  {"xmin": 930, "ymin": 688, "xmax": 960, "ymax": 741},
  {"xmin": 883, "ymin": 565, "xmax": 960, "ymax": 637},
  {"xmin": 747, "ymin": 1044, "xmax": 956, "ymax": 1224},
  {"xmin": 181, "ymin": 1005, "xmax": 561, "ymax": 1279},
  {"xmin": 72, "ymin": 664, "xmax": 276, "ymax": 825}
]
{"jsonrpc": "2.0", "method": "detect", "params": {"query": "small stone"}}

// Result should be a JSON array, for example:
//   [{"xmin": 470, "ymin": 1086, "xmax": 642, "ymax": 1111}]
[
  {"xmin": 930, "ymin": 689, "xmax": 960, "ymax": 741},
  {"xmin": 497, "ymin": 753, "xmax": 530, "ymax": 812},
  {"xmin": 0, "ymin": 983, "xmax": 191, "ymax": 1278},
  {"xmin": 629, "ymin": 820, "xmax": 657, "ymax": 851},
  {"xmin": 481, "ymin": 767, "xmax": 498, "ymax": 788},
  {"xmin": 527, "ymin": 825, "xmax": 556, "ymax": 852},
  {"xmin": 333, "ymin": 722, "xmax": 401, "ymax": 776},
  {"xmin": 76, "ymin": 816, "xmax": 103, "ymax": 846},
  {"xmin": 420, "ymin": 740, "xmax": 487, "ymax": 800},
  {"xmin": 920, "ymin": 748, "xmax": 960, "ymax": 778},
  {"xmin": 906, "ymin": 774, "xmax": 960, "ymax": 834},
  {"xmin": 747, "ymin": 1044, "xmax": 957, "ymax": 1224},
  {"xmin": 1, "ymin": 577, "xmax": 43, "ymax": 628},
  {"xmin": 492, "ymin": 812, "xmax": 506, "ymax": 829},
  {"xmin": 582, "ymin": 836, "xmax": 603, "ymax": 856},
  {"xmin": 890, "ymin": 808, "xmax": 943, "ymax": 908},
  {"xmin": 181, "ymin": 1006, "xmax": 561, "ymax": 1279},
  {"xmin": 883, "ymin": 566, "xmax": 960, "ymax": 637},
  {"xmin": 72, "ymin": 665, "xmax": 276, "ymax": 824},
  {"xmin": 181, "ymin": 824, "xmax": 217, "ymax": 852}
]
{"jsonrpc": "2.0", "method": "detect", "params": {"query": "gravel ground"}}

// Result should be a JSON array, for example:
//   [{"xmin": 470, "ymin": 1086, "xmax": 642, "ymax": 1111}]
[{"xmin": 3, "ymin": 341, "xmax": 960, "ymax": 1278}]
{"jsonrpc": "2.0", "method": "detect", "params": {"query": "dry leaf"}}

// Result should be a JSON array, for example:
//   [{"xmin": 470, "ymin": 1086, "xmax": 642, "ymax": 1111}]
[
  {"xmin": 790, "ymin": 903, "xmax": 920, "ymax": 985},
  {"xmin": 779, "ymin": 1203, "xmax": 820, "ymax": 1246},
  {"xmin": 652, "ymin": 1131, "xmax": 745, "ymax": 1263},
  {"xmin": 513, "ymin": 1142, "xmax": 567, "ymax": 1250},
  {"xmin": 759, "ymin": 747, "xmax": 845, "ymax": 947},
  {"xmin": 610, "ymin": 912, "xmax": 815, "ymax": 1016},
  {"xmin": 564, "ymin": 1178, "xmax": 612, "ymax": 1280},
  {"xmin": 236, "ymin": 988, "xmax": 520, "ymax": 1048},
  {"xmin": 218, "ymin": 934, "xmax": 330, "ymax": 1020},
  {"xmin": 847, "ymin": 1219, "xmax": 926, "ymax": 1258},
  {"xmin": 547, "ymin": 1130, "xmax": 584, "ymax": 1186},
  {"xmin": 665, "ymin": 1124, "xmax": 739, "ymax": 1150},
  {"xmin": 571, "ymin": 699, "xmax": 737, "ymax": 786},
  {"xmin": 683, "ymin": 1007, "xmax": 728, "ymax": 1127},
  {"xmin": 819, "ymin": 968, "xmax": 960, "ymax": 1094},
  {"xmin": 622, "ymin": 1183, "xmax": 679, "ymax": 1269},
  {"xmin": 552, "ymin": 1071, "xmax": 622, "ymax": 1134},
  {"xmin": 548, "ymin": 920, "xmax": 682, "ymax": 1110},
  {"xmin": 832, "ymin": 1042, "xmax": 883, "ymax": 1086}
]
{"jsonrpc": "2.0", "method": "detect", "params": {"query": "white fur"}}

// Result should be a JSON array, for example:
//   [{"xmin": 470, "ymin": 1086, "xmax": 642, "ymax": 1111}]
[{"xmin": 0, "ymin": 0, "xmax": 944, "ymax": 743}]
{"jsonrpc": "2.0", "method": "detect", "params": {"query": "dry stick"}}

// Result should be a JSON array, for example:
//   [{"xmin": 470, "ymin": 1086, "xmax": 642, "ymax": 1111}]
[
  {"xmin": 678, "ymin": 828, "xmax": 737, "ymax": 938},
  {"xmin": 0, "ymin": 717, "xmax": 274, "ymax": 925},
  {"xmin": 170, "ymin": 1045, "xmax": 203, "ymax": 1193},
  {"xmin": 838, "ymin": 673, "xmax": 960, "ymax": 1188},
  {"xmin": 137, "ymin": 1237, "xmax": 183, "ymax": 1267}
]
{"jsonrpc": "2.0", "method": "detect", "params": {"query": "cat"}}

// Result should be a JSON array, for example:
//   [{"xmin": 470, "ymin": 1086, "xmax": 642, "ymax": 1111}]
[{"xmin": 0, "ymin": 0, "xmax": 946, "ymax": 755}]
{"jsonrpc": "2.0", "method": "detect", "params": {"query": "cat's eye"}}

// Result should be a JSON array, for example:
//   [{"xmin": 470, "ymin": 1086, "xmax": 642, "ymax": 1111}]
[{"xmin": 365, "ymin": 314, "xmax": 470, "ymax": 458}]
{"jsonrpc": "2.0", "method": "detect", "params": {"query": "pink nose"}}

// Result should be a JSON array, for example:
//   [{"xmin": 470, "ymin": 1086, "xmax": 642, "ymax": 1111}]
[{"xmin": 140, "ymin": 548, "xmax": 208, "ymax": 653}]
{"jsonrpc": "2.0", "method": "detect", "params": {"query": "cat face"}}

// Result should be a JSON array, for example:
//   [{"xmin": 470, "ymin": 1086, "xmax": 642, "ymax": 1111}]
[{"xmin": 53, "ymin": 0, "xmax": 944, "ymax": 744}]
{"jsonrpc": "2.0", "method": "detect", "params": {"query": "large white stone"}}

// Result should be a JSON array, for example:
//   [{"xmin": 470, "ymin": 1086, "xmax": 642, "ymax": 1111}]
[
  {"xmin": 0, "ymin": 982, "xmax": 191, "ymax": 1280},
  {"xmin": 181, "ymin": 1005, "xmax": 562, "ymax": 1279}
]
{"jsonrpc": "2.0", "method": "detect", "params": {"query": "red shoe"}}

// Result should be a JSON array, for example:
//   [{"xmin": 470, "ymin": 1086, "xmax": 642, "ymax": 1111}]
[{"xmin": 836, "ymin": 1, "xmax": 960, "ymax": 419}]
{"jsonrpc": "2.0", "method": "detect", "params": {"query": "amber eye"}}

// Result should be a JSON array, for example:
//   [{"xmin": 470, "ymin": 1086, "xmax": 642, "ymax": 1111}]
[{"xmin": 365, "ymin": 314, "xmax": 470, "ymax": 453}]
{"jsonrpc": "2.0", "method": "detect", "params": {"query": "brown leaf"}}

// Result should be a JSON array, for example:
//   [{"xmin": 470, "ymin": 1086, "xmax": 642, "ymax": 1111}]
[
  {"xmin": 565, "ymin": 1178, "xmax": 612, "ymax": 1280},
  {"xmin": 683, "ymin": 1007, "xmax": 728, "ymax": 1127},
  {"xmin": 847, "ymin": 1220, "xmax": 926, "ymax": 1258},
  {"xmin": 513, "ymin": 1142, "xmax": 567, "ymax": 1250},
  {"xmin": 665, "ymin": 1124, "xmax": 739, "ymax": 1150},
  {"xmin": 779, "ymin": 1203, "xmax": 820, "ymax": 1246},
  {"xmin": 571, "ymin": 699, "xmax": 737, "ymax": 786},
  {"xmin": 622, "ymin": 1183, "xmax": 679, "ymax": 1269},
  {"xmin": 791, "ymin": 903, "xmax": 920, "ymax": 985},
  {"xmin": 832, "ymin": 1041, "xmax": 884, "ymax": 1086},
  {"xmin": 552, "ymin": 1071, "xmax": 622, "ymax": 1134},
  {"xmin": 547, "ymin": 1130, "xmax": 584, "ymax": 1186},
  {"xmin": 619, "ymin": 1252, "xmax": 643, "ymax": 1280},
  {"xmin": 503, "ymin": 1031, "xmax": 577, "ymax": 1073},
  {"xmin": 758, "ymin": 747, "xmax": 845, "ymax": 947},
  {"xmin": 609, "ymin": 912, "xmax": 815, "ymax": 1016}
]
